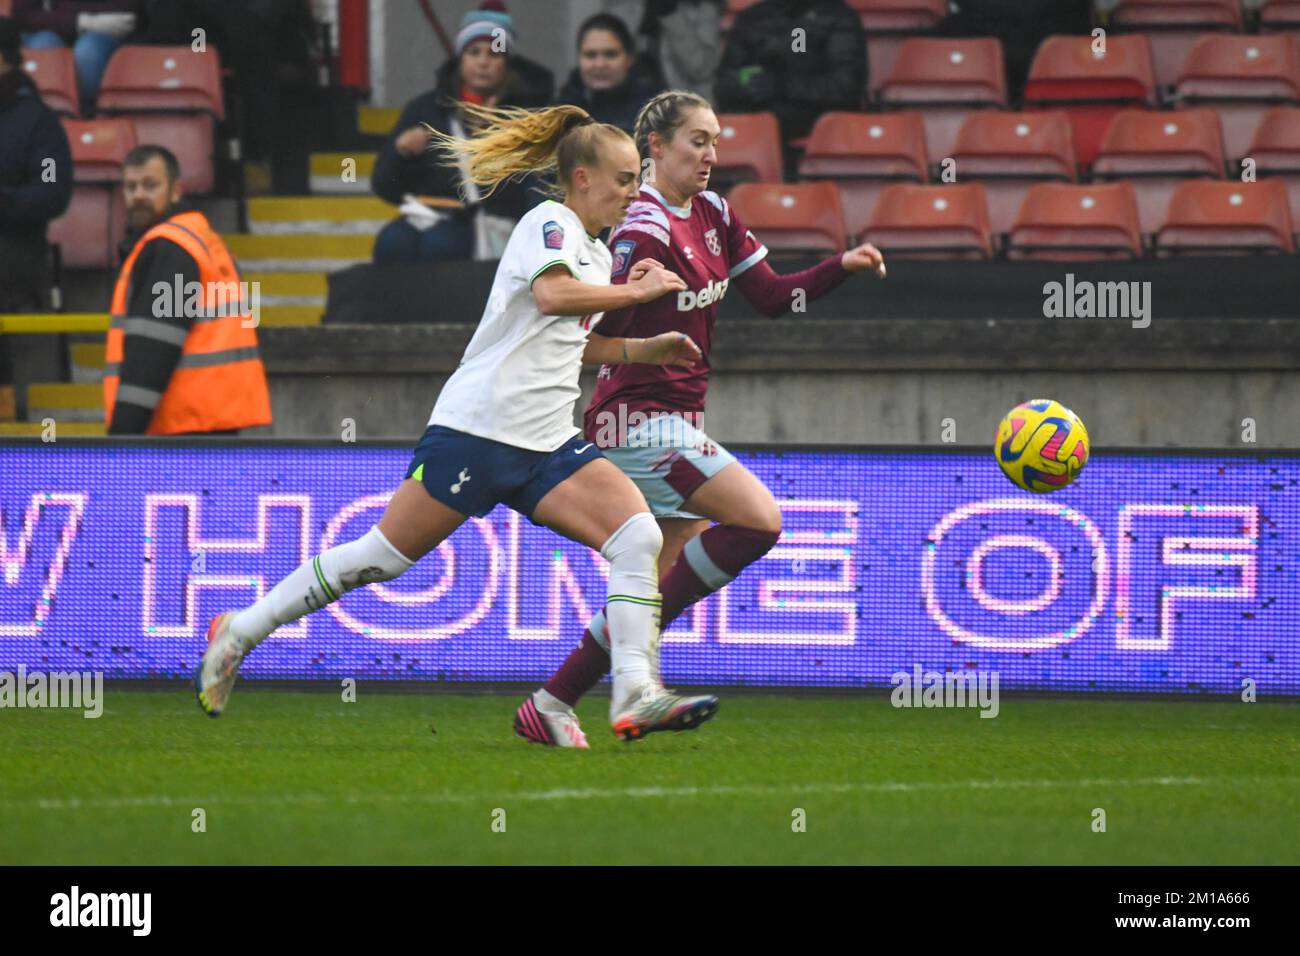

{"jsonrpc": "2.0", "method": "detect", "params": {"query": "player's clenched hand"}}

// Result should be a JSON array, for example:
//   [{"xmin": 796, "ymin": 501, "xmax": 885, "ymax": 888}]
[
  {"xmin": 627, "ymin": 264, "xmax": 687, "ymax": 303},
  {"xmin": 842, "ymin": 242, "xmax": 887, "ymax": 278},
  {"xmin": 633, "ymin": 332, "xmax": 703, "ymax": 368}
]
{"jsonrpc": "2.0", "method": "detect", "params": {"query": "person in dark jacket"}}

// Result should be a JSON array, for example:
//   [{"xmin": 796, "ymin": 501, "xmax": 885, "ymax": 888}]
[
  {"xmin": 0, "ymin": 16, "xmax": 72, "ymax": 313},
  {"xmin": 715, "ymin": 0, "xmax": 865, "ymax": 143},
  {"xmin": 12, "ymin": 0, "xmax": 143, "ymax": 108},
  {"xmin": 552, "ymin": 13, "xmax": 660, "ymax": 135},
  {"xmin": 371, "ymin": 4, "xmax": 553, "ymax": 264}
]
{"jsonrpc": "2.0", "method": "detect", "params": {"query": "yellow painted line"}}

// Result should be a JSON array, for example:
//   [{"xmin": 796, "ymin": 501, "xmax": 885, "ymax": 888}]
[
  {"xmin": 309, "ymin": 152, "xmax": 376, "ymax": 177},
  {"xmin": 243, "ymin": 272, "xmax": 329, "ymax": 296},
  {"xmin": 248, "ymin": 196, "xmax": 394, "ymax": 222},
  {"xmin": 358, "ymin": 106, "xmax": 400, "ymax": 136},
  {"xmin": 70, "ymin": 342, "xmax": 106, "ymax": 368},
  {"xmin": 0, "ymin": 313, "xmax": 109, "ymax": 334},
  {"xmin": 223, "ymin": 233, "xmax": 374, "ymax": 259},
  {"xmin": 0, "ymin": 421, "xmax": 106, "ymax": 436},
  {"xmin": 28, "ymin": 382, "xmax": 102, "ymax": 410},
  {"xmin": 258, "ymin": 306, "xmax": 322, "ymax": 327}
]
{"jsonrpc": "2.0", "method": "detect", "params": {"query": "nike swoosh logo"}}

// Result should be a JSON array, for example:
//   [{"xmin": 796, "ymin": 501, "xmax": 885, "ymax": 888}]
[
  {"xmin": 574, "ymin": 443, "xmax": 594, "ymax": 454},
  {"xmin": 578, "ymin": 258, "xmax": 591, "ymax": 266}
]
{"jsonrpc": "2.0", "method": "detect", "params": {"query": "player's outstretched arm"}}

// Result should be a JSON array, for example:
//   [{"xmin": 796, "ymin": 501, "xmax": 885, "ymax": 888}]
[
  {"xmin": 734, "ymin": 242, "xmax": 887, "ymax": 319},
  {"xmin": 532, "ymin": 261, "xmax": 686, "ymax": 317},
  {"xmin": 583, "ymin": 331, "xmax": 702, "ymax": 368}
]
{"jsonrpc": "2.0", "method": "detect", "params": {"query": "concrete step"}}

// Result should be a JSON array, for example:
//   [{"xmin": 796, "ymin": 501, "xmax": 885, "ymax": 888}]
[
  {"xmin": 310, "ymin": 151, "xmax": 376, "ymax": 194},
  {"xmin": 358, "ymin": 106, "xmax": 399, "ymax": 136},
  {"xmin": 69, "ymin": 341, "xmax": 106, "ymax": 384},
  {"xmin": 27, "ymin": 382, "xmax": 103, "ymax": 423},
  {"xmin": 224, "ymin": 233, "xmax": 373, "ymax": 272},
  {"xmin": 0, "ymin": 421, "xmax": 106, "ymax": 436},
  {"xmin": 247, "ymin": 196, "xmax": 394, "ymax": 235},
  {"xmin": 258, "ymin": 305, "xmax": 323, "ymax": 327}
]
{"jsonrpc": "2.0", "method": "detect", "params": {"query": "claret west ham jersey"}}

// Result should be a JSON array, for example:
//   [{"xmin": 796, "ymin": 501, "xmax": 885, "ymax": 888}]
[{"xmin": 583, "ymin": 185, "xmax": 767, "ymax": 445}]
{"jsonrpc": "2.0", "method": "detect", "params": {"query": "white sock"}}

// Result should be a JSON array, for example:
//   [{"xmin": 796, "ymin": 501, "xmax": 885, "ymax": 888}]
[
  {"xmin": 600, "ymin": 512, "xmax": 663, "ymax": 716},
  {"xmin": 229, "ymin": 525, "xmax": 415, "ymax": 648},
  {"xmin": 533, "ymin": 688, "xmax": 573, "ymax": 716}
]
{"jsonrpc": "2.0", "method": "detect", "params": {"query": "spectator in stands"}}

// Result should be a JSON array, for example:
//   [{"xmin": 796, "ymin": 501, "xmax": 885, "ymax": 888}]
[
  {"xmin": 104, "ymin": 145, "xmax": 271, "ymax": 435},
  {"xmin": 716, "ymin": 0, "xmax": 865, "ymax": 143},
  {"xmin": 370, "ymin": 3, "xmax": 552, "ymax": 264},
  {"xmin": 0, "ymin": 15, "xmax": 71, "ymax": 313},
  {"xmin": 12, "ymin": 0, "xmax": 143, "ymax": 110},
  {"xmin": 553, "ymin": 13, "xmax": 660, "ymax": 134},
  {"xmin": 604, "ymin": 0, "xmax": 725, "ymax": 102}
]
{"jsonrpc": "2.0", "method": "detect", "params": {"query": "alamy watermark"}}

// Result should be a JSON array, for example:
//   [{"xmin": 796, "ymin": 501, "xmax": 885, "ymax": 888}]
[
  {"xmin": 151, "ymin": 273, "xmax": 261, "ymax": 328},
  {"xmin": 587, "ymin": 403, "xmax": 706, "ymax": 450},
  {"xmin": 890, "ymin": 665, "xmax": 1000, "ymax": 718},
  {"xmin": 1043, "ymin": 273, "xmax": 1151, "ymax": 329},
  {"xmin": 0, "ymin": 665, "xmax": 103, "ymax": 718}
]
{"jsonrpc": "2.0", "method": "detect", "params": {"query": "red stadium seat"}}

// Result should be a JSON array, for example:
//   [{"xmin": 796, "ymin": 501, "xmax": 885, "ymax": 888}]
[
  {"xmin": 1175, "ymin": 34, "xmax": 1300, "ymax": 162},
  {"xmin": 1024, "ymin": 34, "xmax": 1159, "ymax": 168},
  {"xmin": 1110, "ymin": 1, "xmax": 1244, "ymax": 91},
  {"xmin": 949, "ymin": 111, "xmax": 1077, "ymax": 237},
  {"xmin": 0, "ymin": 0, "xmax": 12, "ymax": 13},
  {"xmin": 878, "ymin": 38, "xmax": 1008, "ymax": 162},
  {"xmin": 727, "ymin": 181, "xmax": 848, "ymax": 255},
  {"xmin": 852, "ymin": 0, "xmax": 951, "ymax": 96},
  {"xmin": 798, "ymin": 111, "xmax": 929, "ymax": 239},
  {"xmin": 711, "ymin": 113, "xmax": 784, "ymax": 193},
  {"xmin": 721, "ymin": 0, "xmax": 758, "ymax": 30},
  {"xmin": 860, "ymin": 182, "xmax": 993, "ymax": 259},
  {"xmin": 97, "ymin": 46, "xmax": 225, "ymax": 195},
  {"xmin": 21, "ymin": 47, "xmax": 78, "ymax": 117},
  {"xmin": 1155, "ymin": 179, "xmax": 1295, "ymax": 254},
  {"xmin": 1092, "ymin": 108, "xmax": 1226, "ymax": 234},
  {"xmin": 1007, "ymin": 182, "xmax": 1143, "ymax": 261},
  {"xmin": 1259, "ymin": 0, "xmax": 1300, "ymax": 30},
  {"xmin": 1246, "ymin": 106, "xmax": 1300, "ymax": 239},
  {"xmin": 47, "ymin": 119, "xmax": 138, "ymax": 269}
]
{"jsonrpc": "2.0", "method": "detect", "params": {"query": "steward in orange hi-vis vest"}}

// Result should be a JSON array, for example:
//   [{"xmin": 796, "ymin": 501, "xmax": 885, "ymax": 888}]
[{"xmin": 104, "ymin": 208, "xmax": 272, "ymax": 434}]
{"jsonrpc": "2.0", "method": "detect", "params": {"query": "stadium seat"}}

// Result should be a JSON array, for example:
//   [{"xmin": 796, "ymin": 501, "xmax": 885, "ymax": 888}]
[
  {"xmin": 859, "ymin": 182, "xmax": 993, "ymax": 259},
  {"xmin": 1175, "ymin": 34, "xmax": 1300, "ymax": 162},
  {"xmin": 727, "ymin": 181, "xmax": 848, "ymax": 255},
  {"xmin": 0, "ymin": 0, "xmax": 11, "ymax": 13},
  {"xmin": 47, "ymin": 119, "xmax": 138, "ymax": 269},
  {"xmin": 948, "ymin": 111, "xmax": 1077, "ymax": 237},
  {"xmin": 1091, "ymin": 108, "xmax": 1226, "ymax": 234},
  {"xmin": 1109, "ymin": 1, "xmax": 1244, "ymax": 92},
  {"xmin": 1024, "ymin": 34, "xmax": 1159, "ymax": 168},
  {"xmin": 853, "ymin": 0, "xmax": 951, "ymax": 97},
  {"xmin": 721, "ymin": 0, "xmax": 758, "ymax": 30},
  {"xmin": 1259, "ymin": 0, "xmax": 1300, "ymax": 30},
  {"xmin": 21, "ymin": 47, "xmax": 78, "ymax": 117},
  {"xmin": 798, "ymin": 111, "xmax": 929, "ymax": 240},
  {"xmin": 1245, "ymin": 106, "xmax": 1300, "ymax": 241},
  {"xmin": 1006, "ymin": 182, "xmax": 1143, "ymax": 261},
  {"xmin": 877, "ymin": 38, "xmax": 1008, "ymax": 163},
  {"xmin": 96, "ymin": 46, "xmax": 225, "ymax": 195},
  {"xmin": 1155, "ymin": 179, "xmax": 1295, "ymax": 254},
  {"xmin": 711, "ymin": 113, "xmax": 784, "ymax": 193}
]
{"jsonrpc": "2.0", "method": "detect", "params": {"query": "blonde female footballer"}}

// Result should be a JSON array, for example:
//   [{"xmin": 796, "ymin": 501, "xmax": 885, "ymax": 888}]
[{"xmin": 196, "ymin": 104, "xmax": 720, "ymax": 746}]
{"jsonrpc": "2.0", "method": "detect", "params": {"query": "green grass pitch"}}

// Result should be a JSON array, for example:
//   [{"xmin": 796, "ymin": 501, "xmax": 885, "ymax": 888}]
[{"xmin": 2, "ymin": 688, "xmax": 1297, "ymax": 865}]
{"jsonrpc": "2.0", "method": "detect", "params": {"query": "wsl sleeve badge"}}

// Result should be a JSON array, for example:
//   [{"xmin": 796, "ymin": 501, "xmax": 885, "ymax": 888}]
[
  {"xmin": 995, "ymin": 399, "xmax": 1091, "ymax": 493},
  {"xmin": 542, "ymin": 220, "xmax": 565, "ymax": 250},
  {"xmin": 611, "ymin": 239, "xmax": 636, "ymax": 277}
]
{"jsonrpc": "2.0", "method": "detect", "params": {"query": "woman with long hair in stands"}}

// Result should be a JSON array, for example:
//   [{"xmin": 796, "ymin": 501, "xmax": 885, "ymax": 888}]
[
  {"xmin": 197, "ymin": 103, "xmax": 721, "ymax": 747},
  {"xmin": 519, "ymin": 89, "xmax": 888, "ymax": 745}
]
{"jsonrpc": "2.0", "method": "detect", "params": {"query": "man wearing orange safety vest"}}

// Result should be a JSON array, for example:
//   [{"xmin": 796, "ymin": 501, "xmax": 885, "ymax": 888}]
[{"xmin": 104, "ymin": 145, "xmax": 271, "ymax": 434}]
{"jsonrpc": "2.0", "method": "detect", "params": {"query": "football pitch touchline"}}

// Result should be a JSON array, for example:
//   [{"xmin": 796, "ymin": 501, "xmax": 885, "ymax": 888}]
[{"xmin": 7, "ymin": 775, "xmax": 1290, "ymax": 813}]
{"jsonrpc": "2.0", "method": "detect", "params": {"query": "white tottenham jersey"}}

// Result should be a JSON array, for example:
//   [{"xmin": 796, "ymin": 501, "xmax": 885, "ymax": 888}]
[{"xmin": 428, "ymin": 200, "xmax": 613, "ymax": 451}]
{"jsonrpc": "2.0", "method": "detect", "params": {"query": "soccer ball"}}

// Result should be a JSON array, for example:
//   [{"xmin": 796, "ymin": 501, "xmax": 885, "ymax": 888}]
[{"xmin": 994, "ymin": 399, "xmax": 1090, "ymax": 493}]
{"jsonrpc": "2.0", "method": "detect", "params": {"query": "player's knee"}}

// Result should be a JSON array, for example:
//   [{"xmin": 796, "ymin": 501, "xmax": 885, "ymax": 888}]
[{"xmin": 601, "ymin": 511, "xmax": 663, "ymax": 567}]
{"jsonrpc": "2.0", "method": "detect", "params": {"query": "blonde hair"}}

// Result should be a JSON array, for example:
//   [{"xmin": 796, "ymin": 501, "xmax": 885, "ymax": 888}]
[
  {"xmin": 633, "ymin": 89, "xmax": 713, "ymax": 161},
  {"xmin": 424, "ymin": 102, "xmax": 633, "ymax": 199}
]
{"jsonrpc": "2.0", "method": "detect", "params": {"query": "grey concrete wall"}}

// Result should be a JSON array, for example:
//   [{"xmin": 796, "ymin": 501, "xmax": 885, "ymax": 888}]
[{"xmin": 257, "ymin": 318, "xmax": 1300, "ymax": 447}]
